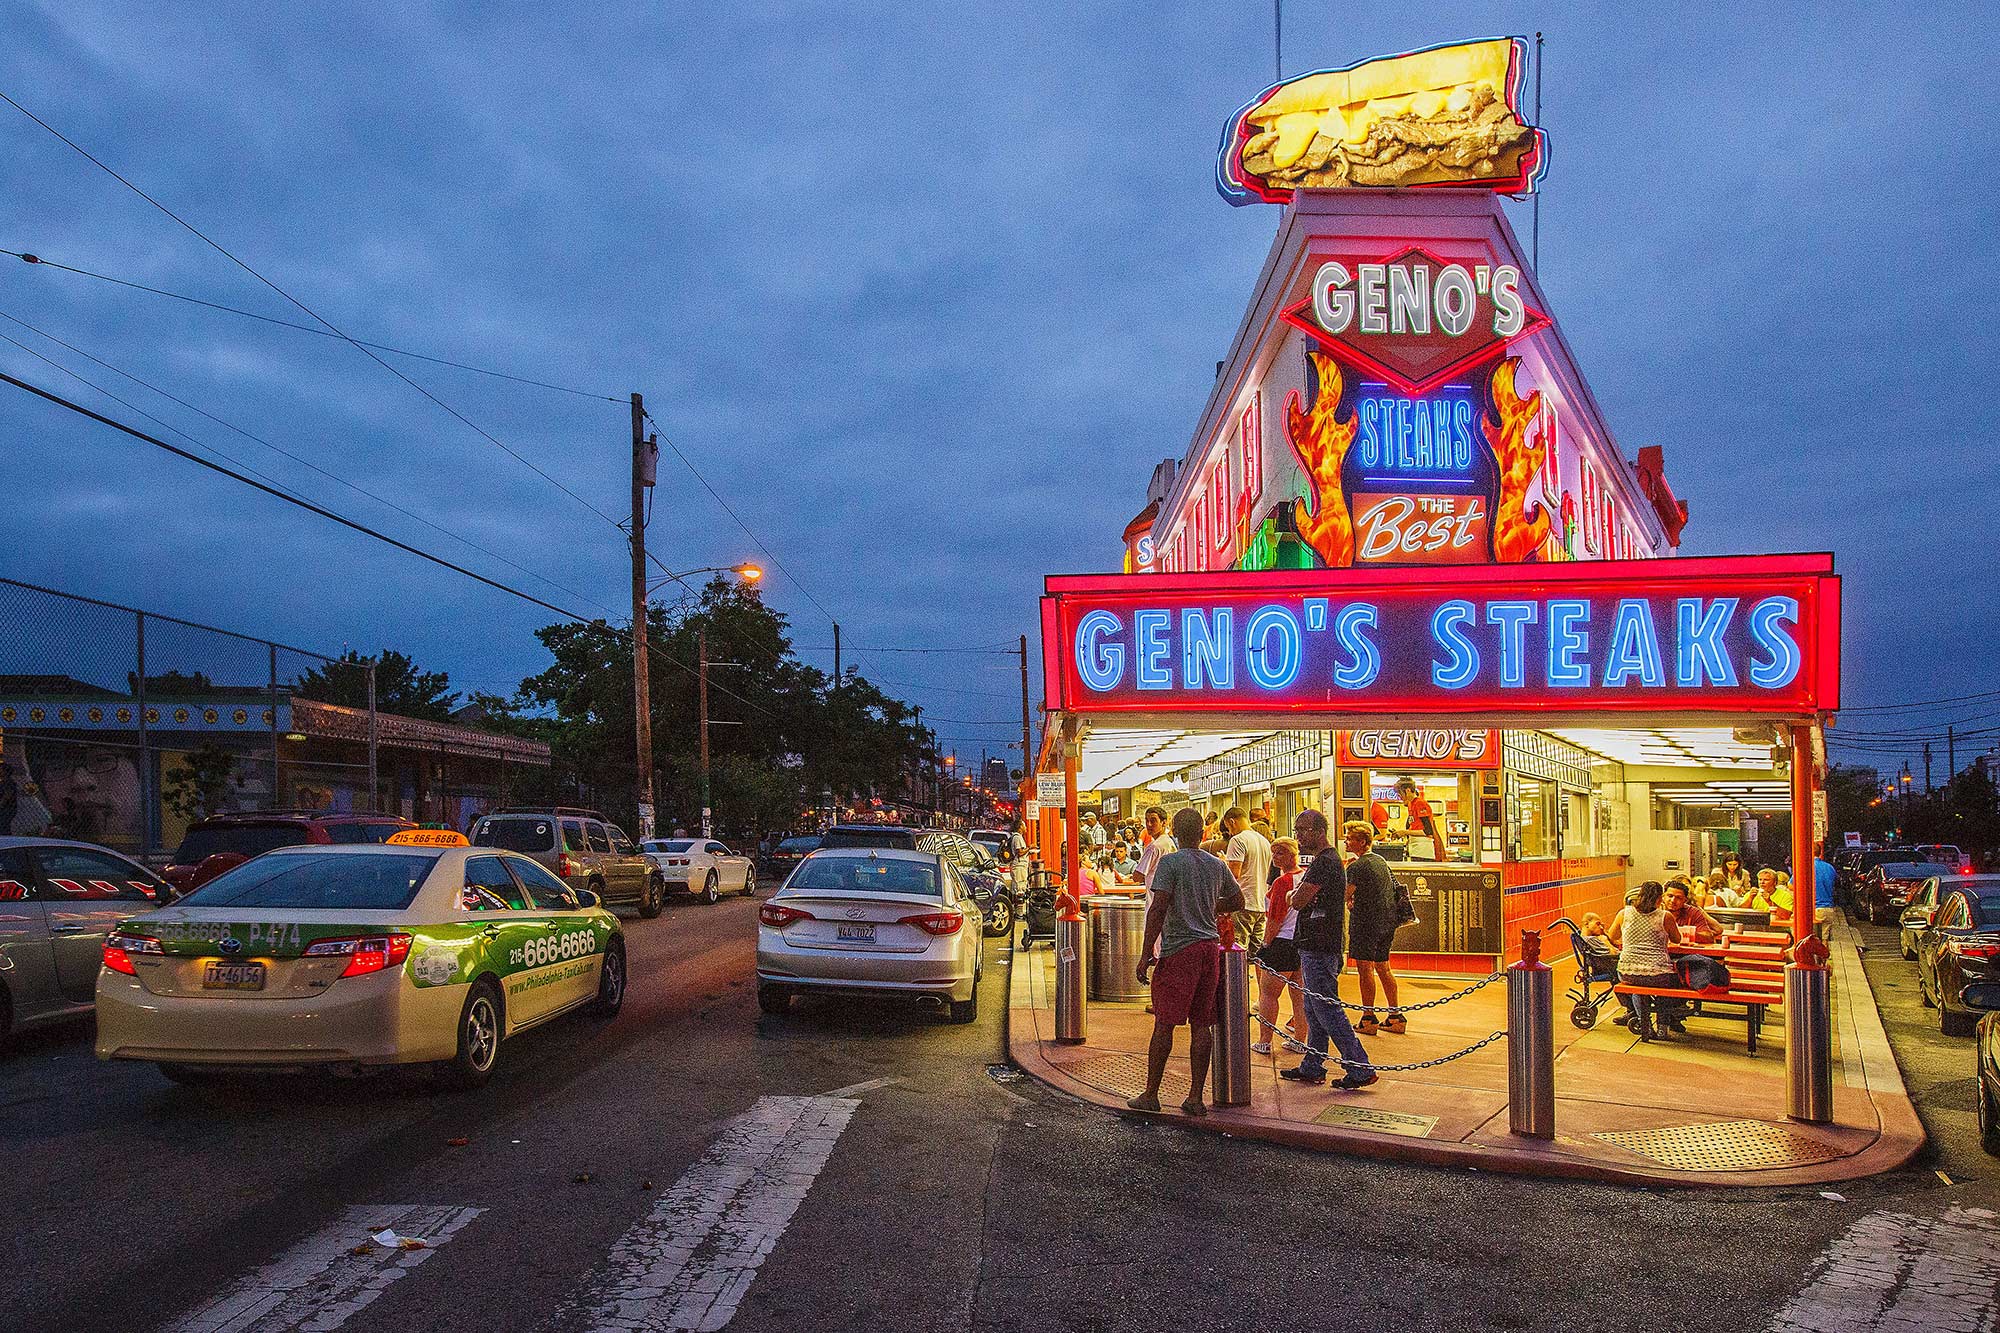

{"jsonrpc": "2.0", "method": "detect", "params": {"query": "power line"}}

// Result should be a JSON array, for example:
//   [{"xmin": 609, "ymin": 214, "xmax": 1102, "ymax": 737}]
[
  {"xmin": 2, "ymin": 248, "xmax": 623, "ymax": 403},
  {"xmin": 1836, "ymin": 689, "xmax": 2000, "ymax": 715},
  {"xmin": 0, "ymin": 307, "xmax": 614, "ymax": 616},
  {"xmin": 0, "ymin": 89, "xmax": 625, "ymax": 534},
  {"xmin": 0, "ymin": 368, "xmax": 782, "ymax": 722}
]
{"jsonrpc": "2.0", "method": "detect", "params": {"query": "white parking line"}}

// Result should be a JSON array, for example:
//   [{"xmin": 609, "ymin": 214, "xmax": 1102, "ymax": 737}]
[
  {"xmin": 1766, "ymin": 1204, "xmax": 2000, "ymax": 1332},
  {"xmin": 566, "ymin": 1095, "xmax": 858, "ymax": 1333},
  {"xmin": 820, "ymin": 1076, "xmax": 898, "ymax": 1098},
  {"xmin": 160, "ymin": 1203, "xmax": 483, "ymax": 1333}
]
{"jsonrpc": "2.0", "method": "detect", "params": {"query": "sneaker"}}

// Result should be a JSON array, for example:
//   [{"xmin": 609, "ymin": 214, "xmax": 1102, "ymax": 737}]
[
  {"xmin": 1332, "ymin": 1070, "xmax": 1380, "ymax": 1091},
  {"xmin": 1278, "ymin": 1066, "xmax": 1326, "ymax": 1084},
  {"xmin": 1250, "ymin": 1041, "xmax": 1273, "ymax": 1055},
  {"xmin": 1382, "ymin": 1012, "xmax": 1407, "ymax": 1034},
  {"xmin": 1357, "ymin": 1015, "xmax": 1379, "ymax": 1036},
  {"xmin": 1281, "ymin": 1038, "xmax": 1310, "ymax": 1054}
]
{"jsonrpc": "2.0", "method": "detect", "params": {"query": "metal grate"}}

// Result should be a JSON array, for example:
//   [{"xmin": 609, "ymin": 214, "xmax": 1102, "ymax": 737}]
[
  {"xmin": 1056, "ymin": 1051, "xmax": 1193, "ymax": 1105},
  {"xmin": 1591, "ymin": 1119, "xmax": 1845, "ymax": 1170}
]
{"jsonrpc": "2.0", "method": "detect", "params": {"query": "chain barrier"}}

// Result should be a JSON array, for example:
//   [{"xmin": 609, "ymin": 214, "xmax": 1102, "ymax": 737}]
[
  {"xmin": 1259, "ymin": 964, "xmax": 1505, "ymax": 1015},
  {"xmin": 1246, "ymin": 1007, "xmax": 1509, "ymax": 1072}
]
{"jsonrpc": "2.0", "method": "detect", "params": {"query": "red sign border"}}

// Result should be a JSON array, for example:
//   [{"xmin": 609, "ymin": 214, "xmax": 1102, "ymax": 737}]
[
  {"xmin": 1041, "ymin": 554, "xmax": 1841, "ymax": 720},
  {"xmin": 1336, "ymin": 728, "xmax": 1502, "ymax": 770}
]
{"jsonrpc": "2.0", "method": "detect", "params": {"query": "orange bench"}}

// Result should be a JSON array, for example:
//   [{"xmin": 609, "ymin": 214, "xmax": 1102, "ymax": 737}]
[{"xmin": 1614, "ymin": 932, "xmax": 1788, "ymax": 1053}]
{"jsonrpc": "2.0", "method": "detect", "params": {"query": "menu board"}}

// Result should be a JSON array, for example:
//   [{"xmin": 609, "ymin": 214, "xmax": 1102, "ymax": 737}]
[{"xmin": 1390, "ymin": 865, "xmax": 1502, "ymax": 955}]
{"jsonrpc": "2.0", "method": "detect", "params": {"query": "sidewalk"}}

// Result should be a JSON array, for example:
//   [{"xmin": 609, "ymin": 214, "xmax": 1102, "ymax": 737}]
[{"xmin": 1006, "ymin": 916, "xmax": 1924, "ymax": 1187}]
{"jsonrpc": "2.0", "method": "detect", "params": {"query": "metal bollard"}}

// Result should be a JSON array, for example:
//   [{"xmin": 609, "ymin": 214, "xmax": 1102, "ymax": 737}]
[
  {"xmin": 1210, "ymin": 944, "xmax": 1251, "ymax": 1108},
  {"xmin": 1506, "ymin": 930, "xmax": 1555, "ymax": 1139},
  {"xmin": 1054, "ymin": 913, "xmax": 1086, "ymax": 1045},
  {"xmin": 1784, "ymin": 964, "xmax": 1833, "ymax": 1123}
]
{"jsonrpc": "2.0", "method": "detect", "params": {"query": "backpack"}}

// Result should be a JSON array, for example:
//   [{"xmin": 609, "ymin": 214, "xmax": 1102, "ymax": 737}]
[
  {"xmin": 1392, "ymin": 876, "xmax": 1417, "ymax": 928},
  {"xmin": 1677, "ymin": 956, "xmax": 1731, "ymax": 991}
]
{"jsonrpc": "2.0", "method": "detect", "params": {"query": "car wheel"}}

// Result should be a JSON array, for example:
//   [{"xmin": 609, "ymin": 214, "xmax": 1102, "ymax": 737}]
[
  {"xmin": 949, "ymin": 991, "xmax": 978, "ymax": 1025},
  {"xmin": 1942, "ymin": 1003, "xmax": 1977, "ymax": 1038},
  {"xmin": 1920, "ymin": 975, "xmax": 1935, "ymax": 1007},
  {"xmin": 638, "ymin": 873, "xmax": 665, "ymax": 920},
  {"xmin": 757, "ymin": 984, "xmax": 791, "ymax": 1016},
  {"xmin": 590, "ymin": 939, "xmax": 627, "ymax": 1018},
  {"xmin": 983, "ymin": 895, "xmax": 1014, "ymax": 938},
  {"xmin": 1902, "ymin": 938, "xmax": 1916, "ymax": 961},
  {"xmin": 1979, "ymin": 1076, "xmax": 2000, "ymax": 1156},
  {"xmin": 446, "ymin": 981, "xmax": 504, "ymax": 1088},
  {"xmin": 703, "ymin": 871, "xmax": 721, "ymax": 905}
]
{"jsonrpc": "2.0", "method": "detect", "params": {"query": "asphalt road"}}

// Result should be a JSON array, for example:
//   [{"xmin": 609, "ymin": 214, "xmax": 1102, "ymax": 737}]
[{"xmin": 3, "ymin": 890, "xmax": 1994, "ymax": 1333}]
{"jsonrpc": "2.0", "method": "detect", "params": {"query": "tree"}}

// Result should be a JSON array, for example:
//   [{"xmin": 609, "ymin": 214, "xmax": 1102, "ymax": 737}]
[
  {"xmin": 509, "ymin": 580, "xmax": 927, "ymax": 836},
  {"xmin": 294, "ymin": 650, "xmax": 459, "ymax": 722},
  {"xmin": 163, "ymin": 743, "xmax": 239, "ymax": 824}
]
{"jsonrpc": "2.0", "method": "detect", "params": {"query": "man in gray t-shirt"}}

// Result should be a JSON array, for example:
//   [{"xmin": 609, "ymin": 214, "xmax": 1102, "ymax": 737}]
[{"xmin": 1130, "ymin": 807, "xmax": 1245, "ymax": 1117}]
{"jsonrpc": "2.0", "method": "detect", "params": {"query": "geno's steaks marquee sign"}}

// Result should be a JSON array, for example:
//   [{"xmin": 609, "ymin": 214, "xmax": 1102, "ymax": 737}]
[{"xmin": 1041, "ymin": 556, "xmax": 1839, "ymax": 718}]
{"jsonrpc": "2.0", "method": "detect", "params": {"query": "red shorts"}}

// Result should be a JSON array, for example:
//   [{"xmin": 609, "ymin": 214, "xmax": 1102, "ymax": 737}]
[{"xmin": 1151, "ymin": 939, "xmax": 1222, "ymax": 1027}]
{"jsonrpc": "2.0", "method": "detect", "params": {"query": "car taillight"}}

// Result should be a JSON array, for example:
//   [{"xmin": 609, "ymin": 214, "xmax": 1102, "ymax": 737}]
[
  {"xmin": 102, "ymin": 931, "xmax": 162, "ymax": 974},
  {"xmin": 900, "ymin": 911, "xmax": 964, "ymax": 936},
  {"xmin": 304, "ymin": 934, "xmax": 414, "ymax": 978},
  {"xmin": 1956, "ymin": 942, "xmax": 2000, "ymax": 959},
  {"xmin": 760, "ymin": 903, "xmax": 815, "ymax": 927},
  {"xmin": 557, "ymin": 853, "xmax": 576, "ymax": 878}
]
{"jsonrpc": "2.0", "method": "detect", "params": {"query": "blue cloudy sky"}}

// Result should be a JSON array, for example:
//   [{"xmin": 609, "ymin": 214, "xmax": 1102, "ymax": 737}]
[{"xmin": 2, "ymin": 2, "xmax": 1995, "ymax": 779}]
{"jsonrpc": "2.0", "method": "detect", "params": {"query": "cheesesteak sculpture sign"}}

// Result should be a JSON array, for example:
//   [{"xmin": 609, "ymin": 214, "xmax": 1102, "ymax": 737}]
[{"xmin": 1042, "ymin": 557, "xmax": 1840, "ymax": 719}]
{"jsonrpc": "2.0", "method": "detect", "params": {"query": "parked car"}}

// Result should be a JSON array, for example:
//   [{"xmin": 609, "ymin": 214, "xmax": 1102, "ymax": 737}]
[
  {"xmin": 756, "ymin": 846, "xmax": 982, "ymax": 1022},
  {"xmin": 640, "ymin": 838, "xmax": 755, "ymax": 904},
  {"xmin": 1859, "ymin": 861, "xmax": 1951, "ymax": 925},
  {"xmin": 1899, "ymin": 877, "xmax": 1947, "ymax": 959},
  {"xmin": 96, "ymin": 840, "xmax": 624, "ymax": 1086},
  {"xmin": 0, "ymin": 837, "xmax": 170, "ymax": 1040},
  {"xmin": 1964, "ymin": 981, "xmax": 2000, "ymax": 1155},
  {"xmin": 817, "ymin": 825, "xmax": 1018, "ymax": 937},
  {"xmin": 469, "ymin": 808, "xmax": 665, "ymax": 918},
  {"xmin": 1916, "ymin": 844, "xmax": 1975, "ymax": 875},
  {"xmin": 162, "ymin": 810, "xmax": 416, "ymax": 897},
  {"xmin": 759, "ymin": 835, "xmax": 820, "ymax": 883},
  {"xmin": 1914, "ymin": 877, "xmax": 2000, "ymax": 1037}
]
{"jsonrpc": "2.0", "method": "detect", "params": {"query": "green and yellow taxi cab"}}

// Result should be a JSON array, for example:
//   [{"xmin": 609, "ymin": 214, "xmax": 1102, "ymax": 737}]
[{"xmin": 95, "ymin": 830, "xmax": 625, "ymax": 1086}]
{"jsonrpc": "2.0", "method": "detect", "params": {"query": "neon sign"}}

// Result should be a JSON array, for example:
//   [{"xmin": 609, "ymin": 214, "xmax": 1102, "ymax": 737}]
[
  {"xmin": 1044, "ymin": 557, "xmax": 1840, "ymax": 717},
  {"xmin": 1355, "ymin": 381, "xmax": 1476, "ymax": 484},
  {"xmin": 1338, "ymin": 729, "xmax": 1500, "ymax": 769}
]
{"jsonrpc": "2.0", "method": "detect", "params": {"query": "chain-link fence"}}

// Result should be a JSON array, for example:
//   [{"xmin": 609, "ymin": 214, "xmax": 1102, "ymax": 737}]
[{"xmin": 0, "ymin": 577, "xmax": 376, "ymax": 860}]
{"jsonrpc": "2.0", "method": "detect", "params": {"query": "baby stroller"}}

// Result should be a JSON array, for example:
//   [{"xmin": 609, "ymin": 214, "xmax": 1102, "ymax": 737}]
[
  {"xmin": 1018, "ymin": 868, "xmax": 1062, "ymax": 951},
  {"xmin": 1550, "ymin": 915, "xmax": 1620, "ymax": 1030}
]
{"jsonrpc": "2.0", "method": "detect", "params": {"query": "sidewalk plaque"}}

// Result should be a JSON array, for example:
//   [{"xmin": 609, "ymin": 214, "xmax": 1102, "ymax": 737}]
[{"xmin": 1314, "ymin": 1105, "xmax": 1439, "ymax": 1138}]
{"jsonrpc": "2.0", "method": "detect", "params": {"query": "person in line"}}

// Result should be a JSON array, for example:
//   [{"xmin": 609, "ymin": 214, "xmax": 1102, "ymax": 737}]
[
  {"xmin": 1129, "ymin": 807, "xmax": 1244, "ymax": 1116},
  {"xmin": 1079, "ymin": 811, "xmax": 1107, "ymax": 851},
  {"xmin": 1813, "ymin": 844, "xmax": 1838, "ymax": 937},
  {"xmin": 1221, "ymin": 806, "xmax": 1273, "ymax": 963},
  {"xmin": 1280, "ymin": 810, "xmax": 1377, "ymax": 1089},
  {"xmin": 1253, "ymin": 837, "xmax": 1308, "ymax": 1055},
  {"xmin": 1008, "ymin": 822, "xmax": 1029, "ymax": 897},
  {"xmin": 1110, "ymin": 841, "xmax": 1138, "ymax": 878},
  {"xmin": 1200, "ymin": 810, "xmax": 1224, "ymax": 854},
  {"xmin": 1342, "ymin": 821, "xmax": 1404, "ymax": 1035},
  {"xmin": 1611, "ymin": 880, "xmax": 1682, "ymax": 1041},
  {"xmin": 1134, "ymin": 805, "xmax": 1177, "ymax": 1016},
  {"xmin": 1663, "ymin": 881, "xmax": 1723, "ymax": 944}
]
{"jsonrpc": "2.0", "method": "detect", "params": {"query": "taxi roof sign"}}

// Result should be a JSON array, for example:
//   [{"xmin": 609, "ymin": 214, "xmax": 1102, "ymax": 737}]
[{"xmin": 386, "ymin": 828, "xmax": 469, "ymax": 847}]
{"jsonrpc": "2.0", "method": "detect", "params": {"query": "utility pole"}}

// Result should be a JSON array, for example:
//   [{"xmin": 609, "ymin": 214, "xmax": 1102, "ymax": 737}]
[
  {"xmin": 630, "ymin": 392, "xmax": 658, "ymax": 840},
  {"xmin": 1947, "ymin": 725, "xmax": 1957, "ymax": 785},
  {"xmin": 1923, "ymin": 742, "xmax": 1933, "ymax": 795},
  {"xmin": 1018, "ymin": 634, "xmax": 1033, "ymax": 819},
  {"xmin": 698, "ymin": 625, "xmax": 712, "ymax": 838},
  {"xmin": 832, "ymin": 622, "xmax": 842, "ymax": 691}
]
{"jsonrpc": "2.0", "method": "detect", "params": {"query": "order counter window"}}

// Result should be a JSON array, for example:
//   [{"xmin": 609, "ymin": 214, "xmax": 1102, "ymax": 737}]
[{"xmin": 1363, "ymin": 771, "xmax": 1475, "ymax": 864}]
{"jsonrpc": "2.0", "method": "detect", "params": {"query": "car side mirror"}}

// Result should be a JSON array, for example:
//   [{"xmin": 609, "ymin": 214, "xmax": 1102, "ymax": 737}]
[
  {"xmin": 1959, "ymin": 982, "xmax": 2000, "ymax": 1012},
  {"xmin": 573, "ymin": 889, "xmax": 601, "ymax": 910}
]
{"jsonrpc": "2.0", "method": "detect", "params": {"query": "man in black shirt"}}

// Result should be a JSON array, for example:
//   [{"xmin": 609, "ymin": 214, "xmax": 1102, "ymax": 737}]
[{"xmin": 1279, "ymin": 810, "xmax": 1376, "ymax": 1089}]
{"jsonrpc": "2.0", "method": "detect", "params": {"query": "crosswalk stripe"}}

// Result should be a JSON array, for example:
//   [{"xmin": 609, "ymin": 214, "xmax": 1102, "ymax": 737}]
[
  {"xmin": 160, "ymin": 1203, "xmax": 484, "ymax": 1333},
  {"xmin": 561, "ymin": 1095, "xmax": 858, "ymax": 1333},
  {"xmin": 1766, "ymin": 1204, "xmax": 2000, "ymax": 1332}
]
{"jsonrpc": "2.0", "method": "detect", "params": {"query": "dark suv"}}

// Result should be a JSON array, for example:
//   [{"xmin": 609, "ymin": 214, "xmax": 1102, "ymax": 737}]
[
  {"xmin": 162, "ymin": 809, "xmax": 415, "ymax": 897},
  {"xmin": 818, "ymin": 824, "xmax": 1019, "ymax": 937}
]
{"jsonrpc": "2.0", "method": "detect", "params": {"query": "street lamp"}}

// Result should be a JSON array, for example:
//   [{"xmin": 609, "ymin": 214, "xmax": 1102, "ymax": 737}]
[{"xmin": 647, "ymin": 562, "xmax": 763, "ymax": 595}]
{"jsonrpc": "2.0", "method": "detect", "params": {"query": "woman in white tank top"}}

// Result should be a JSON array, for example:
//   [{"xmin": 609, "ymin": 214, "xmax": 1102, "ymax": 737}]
[{"xmin": 1611, "ymin": 880, "xmax": 1682, "ymax": 1041}]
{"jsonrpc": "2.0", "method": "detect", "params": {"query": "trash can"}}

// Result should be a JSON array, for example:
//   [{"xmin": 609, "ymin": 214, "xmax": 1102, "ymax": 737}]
[{"xmin": 1085, "ymin": 895, "xmax": 1148, "ymax": 1001}]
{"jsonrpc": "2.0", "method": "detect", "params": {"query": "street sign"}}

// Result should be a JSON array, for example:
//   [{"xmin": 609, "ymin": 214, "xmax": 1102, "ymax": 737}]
[
  {"xmin": 1025, "ymin": 800, "xmax": 1041, "ymax": 820},
  {"xmin": 1035, "ymin": 773, "xmax": 1065, "ymax": 803},
  {"xmin": 1812, "ymin": 790, "xmax": 1828, "ymax": 844},
  {"xmin": 1843, "ymin": 830, "xmax": 1862, "ymax": 850},
  {"xmin": 637, "ymin": 801, "xmax": 655, "ymax": 841}
]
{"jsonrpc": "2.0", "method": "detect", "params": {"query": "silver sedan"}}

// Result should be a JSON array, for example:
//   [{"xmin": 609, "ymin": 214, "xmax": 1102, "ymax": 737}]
[
  {"xmin": 755, "ymin": 847, "xmax": 982, "ymax": 1023},
  {"xmin": 1, "ymin": 837, "xmax": 169, "ymax": 1038}
]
